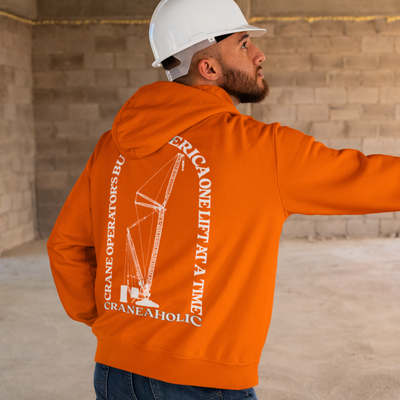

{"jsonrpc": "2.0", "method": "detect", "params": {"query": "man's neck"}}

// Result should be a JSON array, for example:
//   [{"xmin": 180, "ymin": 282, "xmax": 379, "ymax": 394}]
[
  {"xmin": 229, "ymin": 95, "xmax": 240, "ymax": 107},
  {"xmin": 189, "ymin": 79, "xmax": 240, "ymax": 106}
]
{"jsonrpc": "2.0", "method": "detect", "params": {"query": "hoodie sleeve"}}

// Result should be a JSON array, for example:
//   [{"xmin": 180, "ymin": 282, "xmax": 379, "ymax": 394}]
[
  {"xmin": 47, "ymin": 153, "xmax": 98, "ymax": 327},
  {"xmin": 274, "ymin": 124, "xmax": 400, "ymax": 217}
]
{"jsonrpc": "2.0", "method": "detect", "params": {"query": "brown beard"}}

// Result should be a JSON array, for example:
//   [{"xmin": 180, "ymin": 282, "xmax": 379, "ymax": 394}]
[{"xmin": 219, "ymin": 64, "xmax": 269, "ymax": 104}]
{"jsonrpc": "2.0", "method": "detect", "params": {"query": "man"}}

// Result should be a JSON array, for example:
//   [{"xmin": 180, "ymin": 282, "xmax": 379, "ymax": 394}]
[{"xmin": 47, "ymin": 0, "xmax": 400, "ymax": 399}]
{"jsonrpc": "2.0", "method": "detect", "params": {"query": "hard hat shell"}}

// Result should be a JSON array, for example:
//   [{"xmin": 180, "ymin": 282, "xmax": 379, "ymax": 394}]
[{"xmin": 149, "ymin": 0, "xmax": 266, "ymax": 68}]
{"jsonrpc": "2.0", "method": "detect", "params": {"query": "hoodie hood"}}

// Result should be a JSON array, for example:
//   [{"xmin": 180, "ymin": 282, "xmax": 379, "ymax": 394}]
[{"xmin": 111, "ymin": 81, "xmax": 240, "ymax": 159}]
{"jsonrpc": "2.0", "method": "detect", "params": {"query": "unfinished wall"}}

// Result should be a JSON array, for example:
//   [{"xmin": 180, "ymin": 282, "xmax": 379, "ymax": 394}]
[
  {"xmin": 33, "ymin": 23, "xmax": 166, "ymax": 236},
  {"xmin": 33, "ymin": 16, "xmax": 400, "ymax": 239},
  {"xmin": 0, "ymin": 15, "xmax": 36, "ymax": 252},
  {"xmin": 32, "ymin": 0, "xmax": 248, "ymax": 237},
  {"xmin": 252, "ymin": 19, "xmax": 400, "ymax": 238},
  {"xmin": 35, "ymin": 0, "xmax": 400, "ymax": 20},
  {"xmin": 0, "ymin": 0, "xmax": 397, "ymax": 241},
  {"xmin": 37, "ymin": 0, "xmax": 158, "ymax": 19},
  {"xmin": 1, "ymin": 0, "xmax": 37, "ymax": 19},
  {"xmin": 252, "ymin": 0, "xmax": 400, "ymax": 17}
]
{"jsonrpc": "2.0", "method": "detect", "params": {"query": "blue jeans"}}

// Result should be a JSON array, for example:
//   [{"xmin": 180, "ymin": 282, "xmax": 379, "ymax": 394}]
[{"xmin": 94, "ymin": 363, "xmax": 258, "ymax": 400}]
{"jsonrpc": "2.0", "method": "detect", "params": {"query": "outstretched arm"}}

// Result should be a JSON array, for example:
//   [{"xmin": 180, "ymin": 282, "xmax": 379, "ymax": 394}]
[{"xmin": 274, "ymin": 125, "xmax": 400, "ymax": 217}]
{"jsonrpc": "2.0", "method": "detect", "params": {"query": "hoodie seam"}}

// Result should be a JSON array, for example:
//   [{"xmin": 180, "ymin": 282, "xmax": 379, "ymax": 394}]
[{"xmin": 97, "ymin": 336, "xmax": 259, "ymax": 366}]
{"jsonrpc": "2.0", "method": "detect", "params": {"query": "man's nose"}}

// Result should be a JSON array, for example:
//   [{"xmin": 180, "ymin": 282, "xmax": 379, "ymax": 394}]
[{"xmin": 252, "ymin": 43, "xmax": 265, "ymax": 65}]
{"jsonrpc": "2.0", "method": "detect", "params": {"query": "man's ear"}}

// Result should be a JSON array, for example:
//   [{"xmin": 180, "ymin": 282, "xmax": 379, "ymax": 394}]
[{"xmin": 197, "ymin": 58, "xmax": 220, "ymax": 81}]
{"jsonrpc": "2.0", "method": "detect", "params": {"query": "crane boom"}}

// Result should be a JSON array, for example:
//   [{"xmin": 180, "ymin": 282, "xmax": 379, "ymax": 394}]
[{"xmin": 122, "ymin": 153, "xmax": 184, "ymax": 306}]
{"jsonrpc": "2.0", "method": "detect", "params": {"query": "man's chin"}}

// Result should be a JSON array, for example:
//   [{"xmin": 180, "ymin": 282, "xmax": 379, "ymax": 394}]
[
  {"xmin": 252, "ymin": 79, "xmax": 269, "ymax": 103},
  {"xmin": 257, "ymin": 79, "xmax": 266, "ymax": 91},
  {"xmin": 220, "ymin": 66, "xmax": 270, "ymax": 104}
]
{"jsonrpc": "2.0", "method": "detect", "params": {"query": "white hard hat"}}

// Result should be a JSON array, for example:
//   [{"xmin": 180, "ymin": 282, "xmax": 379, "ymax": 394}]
[{"xmin": 149, "ymin": 0, "xmax": 266, "ymax": 81}]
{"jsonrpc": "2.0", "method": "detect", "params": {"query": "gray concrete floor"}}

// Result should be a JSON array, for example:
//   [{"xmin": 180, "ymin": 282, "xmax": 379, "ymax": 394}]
[{"xmin": 1, "ymin": 238, "xmax": 400, "ymax": 400}]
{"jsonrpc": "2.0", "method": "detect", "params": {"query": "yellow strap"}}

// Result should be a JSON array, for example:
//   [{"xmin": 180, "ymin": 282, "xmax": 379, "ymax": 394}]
[{"xmin": 250, "ymin": 15, "xmax": 400, "ymax": 23}]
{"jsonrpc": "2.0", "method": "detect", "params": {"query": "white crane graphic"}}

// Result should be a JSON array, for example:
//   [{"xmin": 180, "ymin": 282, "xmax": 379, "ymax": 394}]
[{"xmin": 120, "ymin": 153, "xmax": 184, "ymax": 308}]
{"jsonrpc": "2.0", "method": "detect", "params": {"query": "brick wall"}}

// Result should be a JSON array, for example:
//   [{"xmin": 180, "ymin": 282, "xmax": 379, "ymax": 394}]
[
  {"xmin": 0, "ymin": 15, "xmax": 36, "ymax": 252},
  {"xmin": 252, "ymin": 0, "xmax": 400, "ymax": 17},
  {"xmin": 28, "ymin": 13, "xmax": 400, "ymax": 239},
  {"xmin": 252, "ymin": 19, "xmax": 400, "ymax": 238},
  {"xmin": 1, "ymin": 0, "xmax": 37, "ymax": 19},
  {"xmin": 37, "ymin": 0, "xmax": 158, "ymax": 19},
  {"xmin": 33, "ymin": 23, "xmax": 166, "ymax": 236}
]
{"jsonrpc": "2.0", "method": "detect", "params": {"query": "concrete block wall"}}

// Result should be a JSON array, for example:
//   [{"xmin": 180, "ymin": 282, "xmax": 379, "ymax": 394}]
[
  {"xmin": 252, "ymin": 19, "xmax": 400, "ymax": 239},
  {"xmin": 4, "ymin": 0, "xmax": 400, "ymax": 241},
  {"xmin": 1, "ymin": 0, "xmax": 37, "ymax": 19},
  {"xmin": 37, "ymin": 0, "xmax": 159, "ymax": 19},
  {"xmin": 252, "ymin": 0, "xmax": 400, "ymax": 18},
  {"xmin": 31, "ymin": 0, "xmax": 249, "ymax": 237},
  {"xmin": 33, "ymin": 23, "xmax": 166, "ymax": 236},
  {"xmin": 0, "ymin": 15, "xmax": 36, "ymax": 252},
  {"xmin": 33, "ymin": 16, "xmax": 400, "ymax": 239}
]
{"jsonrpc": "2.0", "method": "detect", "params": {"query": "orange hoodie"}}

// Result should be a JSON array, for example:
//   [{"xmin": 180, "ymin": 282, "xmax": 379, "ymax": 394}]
[{"xmin": 48, "ymin": 81, "xmax": 400, "ymax": 390}]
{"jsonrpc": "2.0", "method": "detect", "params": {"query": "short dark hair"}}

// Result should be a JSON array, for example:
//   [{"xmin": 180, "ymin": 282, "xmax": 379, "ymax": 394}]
[
  {"xmin": 161, "ymin": 40, "xmax": 224, "ymax": 85},
  {"xmin": 161, "ymin": 34, "xmax": 231, "ymax": 72},
  {"xmin": 161, "ymin": 56, "xmax": 181, "ymax": 71}
]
